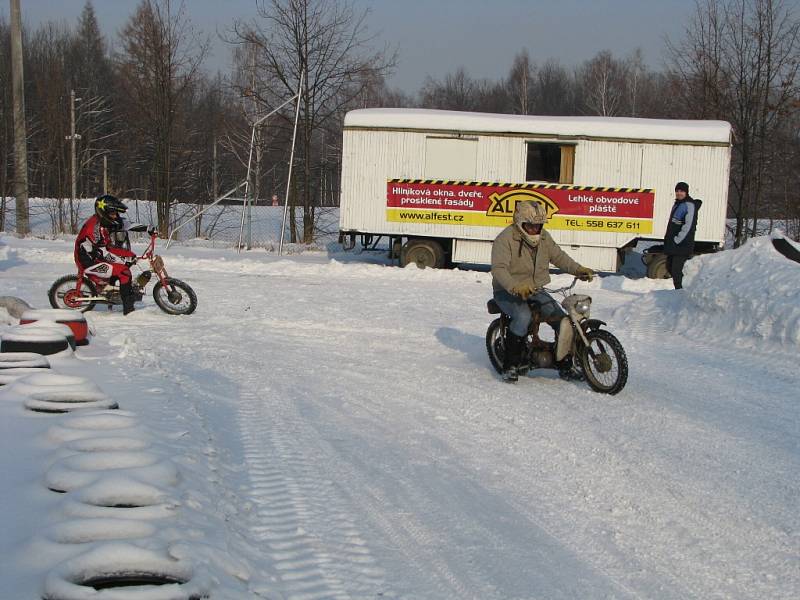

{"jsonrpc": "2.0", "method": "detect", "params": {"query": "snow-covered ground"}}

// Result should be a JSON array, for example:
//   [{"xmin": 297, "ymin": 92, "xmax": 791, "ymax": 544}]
[{"xmin": 0, "ymin": 233, "xmax": 798, "ymax": 599}]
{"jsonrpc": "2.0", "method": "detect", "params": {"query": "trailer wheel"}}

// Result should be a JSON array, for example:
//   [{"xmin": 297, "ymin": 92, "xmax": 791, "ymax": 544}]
[
  {"xmin": 400, "ymin": 239, "xmax": 445, "ymax": 269},
  {"xmin": 646, "ymin": 254, "xmax": 670, "ymax": 279}
]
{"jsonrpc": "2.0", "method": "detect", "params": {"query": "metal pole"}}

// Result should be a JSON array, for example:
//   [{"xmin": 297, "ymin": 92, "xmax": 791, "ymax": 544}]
[
  {"xmin": 235, "ymin": 94, "xmax": 299, "ymax": 252},
  {"xmin": 66, "ymin": 90, "xmax": 82, "ymax": 227},
  {"xmin": 279, "ymin": 70, "xmax": 304, "ymax": 256},
  {"xmin": 70, "ymin": 90, "xmax": 77, "ymax": 204},
  {"xmin": 237, "ymin": 124, "xmax": 257, "ymax": 252},
  {"xmin": 10, "ymin": 0, "xmax": 29, "ymax": 234}
]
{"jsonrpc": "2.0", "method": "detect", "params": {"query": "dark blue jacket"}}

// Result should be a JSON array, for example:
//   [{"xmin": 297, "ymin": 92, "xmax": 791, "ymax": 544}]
[{"xmin": 663, "ymin": 197, "xmax": 701, "ymax": 256}]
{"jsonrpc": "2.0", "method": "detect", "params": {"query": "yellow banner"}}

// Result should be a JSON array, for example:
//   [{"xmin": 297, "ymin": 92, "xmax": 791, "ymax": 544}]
[{"xmin": 386, "ymin": 208, "xmax": 652, "ymax": 233}]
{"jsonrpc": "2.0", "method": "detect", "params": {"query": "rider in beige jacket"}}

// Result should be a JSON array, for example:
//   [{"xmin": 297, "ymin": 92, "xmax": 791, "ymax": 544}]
[{"xmin": 491, "ymin": 200, "xmax": 594, "ymax": 382}]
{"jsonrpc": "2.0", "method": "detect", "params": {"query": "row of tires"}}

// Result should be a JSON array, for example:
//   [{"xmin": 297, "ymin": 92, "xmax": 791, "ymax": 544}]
[{"xmin": 0, "ymin": 347, "xmax": 206, "ymax": 598}]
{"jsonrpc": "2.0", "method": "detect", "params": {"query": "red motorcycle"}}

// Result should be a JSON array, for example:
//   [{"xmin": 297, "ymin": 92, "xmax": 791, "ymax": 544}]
[{"xmin": 48, "ymin": 229, "xmax": 197, "ymax": 315}]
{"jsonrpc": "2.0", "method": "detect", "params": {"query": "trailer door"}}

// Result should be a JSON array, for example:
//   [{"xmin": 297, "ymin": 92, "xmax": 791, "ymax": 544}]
[{"xmin": 424, "ymin": 137, "xmax": 478, "ymax": 180}]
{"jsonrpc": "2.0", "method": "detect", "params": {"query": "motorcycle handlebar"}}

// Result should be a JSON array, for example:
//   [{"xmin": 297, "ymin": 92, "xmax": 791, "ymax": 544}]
[{"xmin": 542, "ymin": 277, "xmax": 579, "ymax": 295}]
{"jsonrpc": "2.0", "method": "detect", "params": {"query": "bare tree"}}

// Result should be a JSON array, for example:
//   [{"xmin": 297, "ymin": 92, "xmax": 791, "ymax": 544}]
[
  {"xmin": 233, "ymin": 0, "xmax": 394, "ymax": 243},
  {"xmin": 668, "ymin": 0, "xmax": 800, "ymax": 246},
  {"xmin": 577, "ymin": 50, "xmax": 628, "ymax": 116},
  {"xmin": 507, "ymin": 49, "xmax": 534, "ymax": 115},
  {"xmin": 117, "ymin": 0, "xmax": 209, "ymax": 235}
]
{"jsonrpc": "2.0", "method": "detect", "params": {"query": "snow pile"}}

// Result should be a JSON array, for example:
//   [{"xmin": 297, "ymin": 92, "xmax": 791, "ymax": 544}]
[{"xmin": 615, "ymin": 235, "xmax": 800, "ymax": 346}]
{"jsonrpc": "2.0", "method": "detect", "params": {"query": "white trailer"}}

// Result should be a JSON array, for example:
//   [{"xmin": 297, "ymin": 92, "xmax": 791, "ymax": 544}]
[{"xmin": 338, "ymin": 108, "xmax": 731, "ymax": 275}]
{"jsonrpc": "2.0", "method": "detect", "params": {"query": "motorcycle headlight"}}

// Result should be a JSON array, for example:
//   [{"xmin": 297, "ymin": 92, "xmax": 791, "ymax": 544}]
[{"xmin": 575, "ymin": 299, "xmax": 592, "ymax": 315}]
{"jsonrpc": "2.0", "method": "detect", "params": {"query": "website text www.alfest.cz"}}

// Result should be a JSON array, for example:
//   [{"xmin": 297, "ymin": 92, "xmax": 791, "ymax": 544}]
[{"xmin": 397, "ymin": 211, "xmax": 465, "ymax": 222}]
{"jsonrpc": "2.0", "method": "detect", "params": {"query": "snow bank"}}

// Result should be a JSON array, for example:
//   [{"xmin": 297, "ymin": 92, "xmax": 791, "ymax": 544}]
[{"xmin": 615, "ymin": 235, "xmax": 800, "ymax": 346}]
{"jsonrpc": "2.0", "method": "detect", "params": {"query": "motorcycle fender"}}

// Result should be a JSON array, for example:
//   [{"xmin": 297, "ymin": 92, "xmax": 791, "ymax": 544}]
[{"xmin": 583, "ymin": 318, "xmax": 606, "ymax": 331}]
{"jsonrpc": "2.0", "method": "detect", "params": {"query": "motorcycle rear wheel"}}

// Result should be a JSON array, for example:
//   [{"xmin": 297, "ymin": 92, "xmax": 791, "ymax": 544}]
[
  {"xmin": 48, "ymin": 275, "xmax": 97, "ymax": 313},
  {"xmin": 485, "ymin": 318, "xmax": 505, "ymax": 374},
  {"xmin": 153, "ymin": 278, "xmax": 197, "ymax": 315},
  {"xmin": 579, "ymin": 329, "xmax": 628, "ymax": 395}
]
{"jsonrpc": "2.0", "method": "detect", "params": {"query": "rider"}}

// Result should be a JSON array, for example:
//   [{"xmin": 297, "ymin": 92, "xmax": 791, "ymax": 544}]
[
  {"xmin": 491, "ymin": 200, "xmax": 595, "ymax": 383},
  {"xmin": 74, "ymin": 195, "xmax": 138, "ymax": 315}
]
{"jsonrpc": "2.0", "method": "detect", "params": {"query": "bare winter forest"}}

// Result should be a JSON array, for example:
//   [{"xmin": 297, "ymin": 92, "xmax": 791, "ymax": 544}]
[{"xmin": 0, "ymin": 0, "xmax": 798, "ymax": 244}]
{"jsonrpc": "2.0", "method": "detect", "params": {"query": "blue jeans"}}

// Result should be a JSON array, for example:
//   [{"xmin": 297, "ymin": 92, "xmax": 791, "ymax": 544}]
[{"xmin": 493, "ymin": 289, "xmax": 566, "ymax": 337}]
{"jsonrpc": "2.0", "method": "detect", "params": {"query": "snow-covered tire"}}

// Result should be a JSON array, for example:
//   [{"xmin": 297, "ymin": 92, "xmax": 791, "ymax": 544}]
[
  {"xmin": 25, "ymin": 396, "xmax": 118, "ymax": 414},
  {"xmin": 0, "ymin": 327, "xmax": 72, "ymax": 355},
  {"xmin": 42, "ymin": 544, "xmax": 208, "ymax": 600},
  {"xmin": 46, "ymin": 518, "xmax": 156, "ymax": 544},
  {"xmin": 0, "ymin": 352, "xmax": 50, "ymax": 369},
  {"xmin": 21, "ymin": 309, "xmax": 89, "ymax": 345},
  {"xmin": 45, "ymin": 451, "xmax": 179, "ymax": 493},
  {"xmin": 48, "ymin": 274, "xmax": 98, "ymax": 312},
  {"xmin": 153, "ymin": 278, "xmax": 197, "ymax": 315},
  {"xmin": 579, "ymin": 329, "xmax": 628, "ymax": 395},
  {"xmin": 485, "ymin": 318, "xmax": 505, "ymax": 374},
  {"xmin": 0, "ymin": 367, "xmax": 50, "ymax": 386}
]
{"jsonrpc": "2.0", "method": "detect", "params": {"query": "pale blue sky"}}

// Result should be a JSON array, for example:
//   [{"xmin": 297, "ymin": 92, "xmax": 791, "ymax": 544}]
[{"xmin": 7, "ymin": 0, "xmax": 697, "ymax": 90}]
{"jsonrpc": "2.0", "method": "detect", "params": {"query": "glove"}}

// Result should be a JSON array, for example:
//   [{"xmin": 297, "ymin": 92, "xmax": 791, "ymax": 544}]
[
  {"xmin": 511, "ymin": 284, "xmax": 536, "ymax": 299},
  {"xmin": 147, "ymin": 226, "xmax": 157, "ymax": 236},
  {"xmin": 576, "ymin": 266, "xmax": 595, "ymax": 282},
  {"xmin": 125, "ymin": 257, "xmax": 137, "ymax": 267}
]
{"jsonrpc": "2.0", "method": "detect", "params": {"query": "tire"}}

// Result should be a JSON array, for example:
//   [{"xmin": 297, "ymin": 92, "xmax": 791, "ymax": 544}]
[
  {"xmin": 400, "ymin": 238, "xmax": 445, "ymax": 269},
  {"xmin": 153, "ymin": 278, "xmax": 197, "ymax": 315},
  {"xmin": 485, "ymin": 318, "xmax": 505, "ymax": 374},
  {"xmin": 646, "ymin": 254, "xmax": 670, "ymax": 279},
  {"xmin": 48, "ymin": 275, "xmax": 97, "ymax": 312},
  {"xmin": 579, "ymin": 329, "xmax": 628, "ymax": 395},
  {"xmin": 0, "ymin": 338, "xmax": 70, "ymax": 356}
]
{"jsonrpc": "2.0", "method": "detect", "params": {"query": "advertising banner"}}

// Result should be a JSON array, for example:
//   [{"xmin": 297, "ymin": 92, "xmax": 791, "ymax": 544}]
[{"xmin": 386, "ymin": 179, "xmax": 655, "ymax": 234}]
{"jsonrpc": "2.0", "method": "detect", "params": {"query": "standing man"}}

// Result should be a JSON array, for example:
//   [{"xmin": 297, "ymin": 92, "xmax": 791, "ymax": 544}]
[{"xmin": 663, "ymin": 182, "xmax": 702, "ymax": 289}]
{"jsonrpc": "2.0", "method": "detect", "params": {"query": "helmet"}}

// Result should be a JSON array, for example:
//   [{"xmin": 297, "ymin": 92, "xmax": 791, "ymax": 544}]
[
  {"xmin": 514, "ymin": 200, "xmax": 548, "ymax": 247},
  {"xmin": 94, "ymin": 194, "xmax": 127, "ymax": 227}
]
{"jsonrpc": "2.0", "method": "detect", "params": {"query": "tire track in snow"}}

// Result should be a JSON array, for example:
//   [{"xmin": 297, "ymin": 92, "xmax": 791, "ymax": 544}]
[{"xmin": 237, "ymin": 387, "xmax": 386, "ymax": 599}]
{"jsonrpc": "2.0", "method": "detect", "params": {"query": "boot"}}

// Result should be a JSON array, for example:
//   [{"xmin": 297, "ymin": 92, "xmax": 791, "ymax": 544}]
[
  {"xmin": 556, "ymin": 355, "xmax": 584, "ymax": 381},
  {"xmin": 502, "ymin": 332, "xmax": 525, "ymax": 383},
  {"xmin": 120, "ymin": 282, "xmax": 136, "ymax": 316}
]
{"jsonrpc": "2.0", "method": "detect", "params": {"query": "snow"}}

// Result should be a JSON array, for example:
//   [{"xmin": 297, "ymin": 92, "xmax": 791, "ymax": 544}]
[
  {"xmin": 21, "ymin": 309, "xmax": 88, "ymax": 323},
  {"xmin": 615, "ymin": 235, "xmax": 800, "ymax": 347},
  {"xmin": 0, "ymin": 351, "xmax": 51, "ymax": 369},
  {"xmin": 2, "ymin": 320, "xmax": 74, "ymax": 342},
  {"xmin": 345, "ymin": 108, "xmax": 733, "ymax": 143},
  {"xmin": 0, "ymin": 232, "xmax": 798, "ymax": 599}
]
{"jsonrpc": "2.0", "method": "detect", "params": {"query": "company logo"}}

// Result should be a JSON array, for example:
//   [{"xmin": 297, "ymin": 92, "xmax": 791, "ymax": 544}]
[{"xmin": 486, "ymin": 189, "xmax": 560, "ymax": 219}]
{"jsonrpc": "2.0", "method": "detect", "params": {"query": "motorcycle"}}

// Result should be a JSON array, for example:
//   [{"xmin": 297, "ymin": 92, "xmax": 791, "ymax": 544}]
[
  {"xmin": 485, "ymin": 278, "xmax": 628, "ymax": 394},
  {"xmin": 48, "ymin": 228, "xmax": 197, "ymax": 316}
]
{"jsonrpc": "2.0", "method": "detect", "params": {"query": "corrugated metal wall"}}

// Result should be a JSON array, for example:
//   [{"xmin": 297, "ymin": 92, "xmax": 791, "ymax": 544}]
[{"xmin": 340, "ymin": 129, "xmax": 730, "ymax": 254}]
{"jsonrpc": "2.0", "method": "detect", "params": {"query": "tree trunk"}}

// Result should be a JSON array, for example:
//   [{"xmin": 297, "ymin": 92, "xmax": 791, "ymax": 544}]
[{"xmin": 10, "ymin": 0, "xmax": 29, "ymax": 234}]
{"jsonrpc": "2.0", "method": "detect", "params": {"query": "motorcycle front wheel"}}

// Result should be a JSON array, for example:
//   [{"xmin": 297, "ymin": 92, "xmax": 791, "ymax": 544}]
[
  {"xmin": 579, "ymin": 329, "xmax": 628, "ymax": 395},
  {"xmin": 48, "ymin": 275, "xmax": 97, "ymax": 312},
  {"xmin": 153, "ymin": 278, "xmax": 197, "ymax": 315}
]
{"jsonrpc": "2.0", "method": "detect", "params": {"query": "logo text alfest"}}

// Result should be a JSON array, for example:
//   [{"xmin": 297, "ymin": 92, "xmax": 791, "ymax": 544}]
[{"xmin": 486, "ymin": 189, "xmax": 560, "ymax": 219}]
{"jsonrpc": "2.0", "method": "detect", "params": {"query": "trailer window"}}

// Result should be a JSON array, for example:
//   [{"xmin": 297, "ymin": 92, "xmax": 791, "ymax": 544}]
[{"xmin": 526, "ymin": 143, "xmax": 574, "ymax": 184}]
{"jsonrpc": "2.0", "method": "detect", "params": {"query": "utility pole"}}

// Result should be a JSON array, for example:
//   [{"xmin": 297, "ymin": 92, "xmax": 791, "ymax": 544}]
[
  {"xmin": 66, "ymin": 90, "xmax": 82, "ymax": 224},
  {"xmin": 10, "ymin": 0, "xmax": 29, "ymax": 234}
]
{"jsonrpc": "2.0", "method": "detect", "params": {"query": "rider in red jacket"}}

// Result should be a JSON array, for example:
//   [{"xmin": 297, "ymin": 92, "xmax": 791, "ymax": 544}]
[{"xmin": 75, "ymin": 195, "xmax": 138, "ymax": 315}]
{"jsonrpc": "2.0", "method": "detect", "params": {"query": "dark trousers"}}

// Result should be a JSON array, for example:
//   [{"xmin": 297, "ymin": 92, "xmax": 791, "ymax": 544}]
[{"xmin": 667, "ymin": 255, "xmax": 689, "ymax": 289}]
